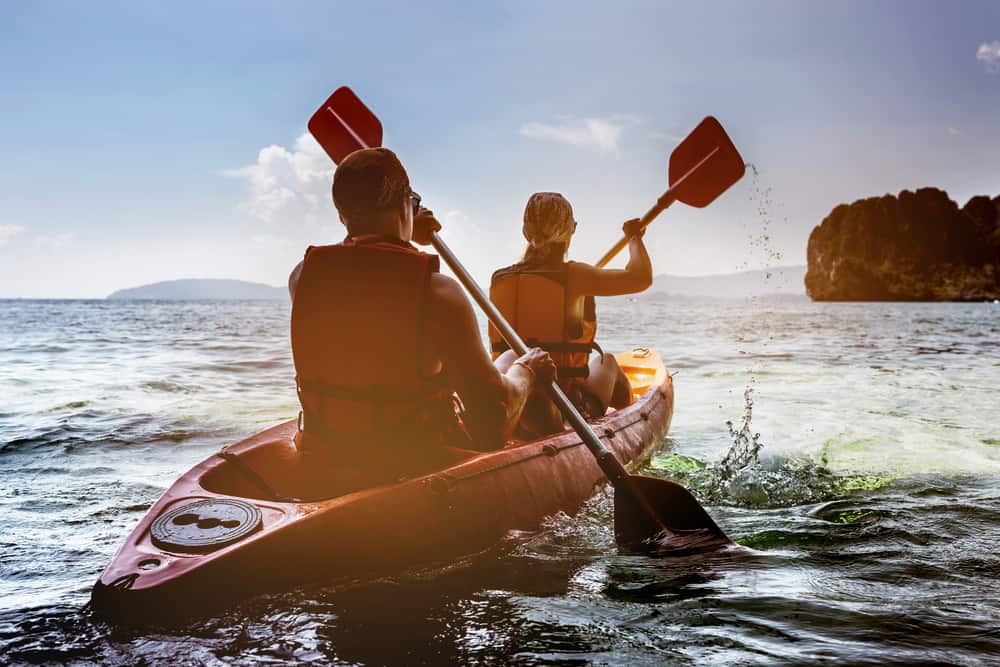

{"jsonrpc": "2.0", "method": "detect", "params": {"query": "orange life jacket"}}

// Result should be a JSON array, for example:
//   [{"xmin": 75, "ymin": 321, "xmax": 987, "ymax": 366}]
[
  {"xmin": 290, "ymin": 235, "xmax": 462, "ymax": 451},
  {"xmin": 488, "ymin": 262, "xmax": 598, "ymax": 388}
]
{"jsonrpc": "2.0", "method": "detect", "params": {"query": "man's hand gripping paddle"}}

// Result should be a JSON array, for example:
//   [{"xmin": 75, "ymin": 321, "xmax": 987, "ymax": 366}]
[
  {"xmin": 595, "ymin": 117, "xmax": 745, "ymax": 268},
  {"xmin": 308, "ymin": 86, "xmax": 732, "ymax": 553}
]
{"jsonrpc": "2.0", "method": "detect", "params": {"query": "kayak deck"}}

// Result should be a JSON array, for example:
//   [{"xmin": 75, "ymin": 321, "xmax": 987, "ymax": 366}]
[{"xmin": 92, "ymin": 349, "xmax": 674, "ymax": 621}]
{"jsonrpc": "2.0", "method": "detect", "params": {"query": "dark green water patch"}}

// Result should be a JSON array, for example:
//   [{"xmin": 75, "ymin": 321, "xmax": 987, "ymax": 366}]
[
  {"xmin": 650, "ymin": 452, "xmax": 895, "ymax": 509},
  {"xmin": 739, "ymin": 528, "xmax": 832, "ymax": 549}
]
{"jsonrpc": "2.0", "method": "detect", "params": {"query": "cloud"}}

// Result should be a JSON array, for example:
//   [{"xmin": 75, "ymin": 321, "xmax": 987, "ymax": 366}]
[
  {"xmin": 648, "ymin": 129, "xmax": 686, "ymax": 143},
  {"xmin": 977, "ymin": 40, "xmax": 1000, "ymax": 72},
  {"xmin": 435, "ymin": 209, "xmax": 516, "ymax": 285},
  {"xmin": 34, "ymin": 232, "xmax": 75, "ymax": 249},
  {"xmin": 225, "ymin": 132, "xmax": 334, "ymax": 225},
  {"xmin": 0, "ymin": 224, "xmax": 25, "ymax": 246},
  {"xmin": 947, "ymin": 127, "xmax": 960, "ymax": 136},
  {"xmin": 520, "ymin": 115, "xmax": 637, "ymax": 152}
]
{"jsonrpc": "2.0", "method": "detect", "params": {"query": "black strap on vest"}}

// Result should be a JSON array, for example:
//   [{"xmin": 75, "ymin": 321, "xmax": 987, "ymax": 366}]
[
  {"xmin": 490, "ymin": 339, "xmax": 604, "ymax": 379},
  {"xmin": 490, "ymin": 340, "xmax": 600, "ymax": 355},
  {"xmin": 295, "ymin": 375, "xmax": 453, "ymax": 436},
  {"xmin": 296, "ymin": 376, "xmax": 448, "ymax": 404},
  {"xmin": 491, "ymin": 339, "xmax": 604, "ymax": 356}
]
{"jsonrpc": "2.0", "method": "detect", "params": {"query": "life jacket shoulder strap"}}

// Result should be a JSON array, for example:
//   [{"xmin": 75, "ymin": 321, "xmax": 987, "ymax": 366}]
[{"xmin": 491, "ymin": 261, "xmax": 569, "ymax": 285}]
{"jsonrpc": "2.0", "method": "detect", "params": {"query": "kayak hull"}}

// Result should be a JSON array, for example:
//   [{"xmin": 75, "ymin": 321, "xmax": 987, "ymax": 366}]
[{"xmin": 92, "ymin": 355, "xmax": 673, "ymax": 621}]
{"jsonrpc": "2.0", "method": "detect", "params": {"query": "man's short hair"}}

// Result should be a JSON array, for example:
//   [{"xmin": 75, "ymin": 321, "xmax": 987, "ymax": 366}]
[{"xmin": 331, "ymin": 148, "xmax": 410, "ymax": 225}]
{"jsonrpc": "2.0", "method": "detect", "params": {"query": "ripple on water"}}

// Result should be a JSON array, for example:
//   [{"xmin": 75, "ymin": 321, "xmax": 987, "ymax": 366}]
[
  {"xmin": 1, "ymin": 299, "xmax": 999, "ymax": 664},
  {"xmin": 142, "ymin": 381, "xmax": 194, "ymax": 394}
]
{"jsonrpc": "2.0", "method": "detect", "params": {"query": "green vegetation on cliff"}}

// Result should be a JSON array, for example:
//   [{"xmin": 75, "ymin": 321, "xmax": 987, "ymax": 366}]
[{"xmin": 806, "ymin": 188, "xmax": 1000, "ymax": 301}]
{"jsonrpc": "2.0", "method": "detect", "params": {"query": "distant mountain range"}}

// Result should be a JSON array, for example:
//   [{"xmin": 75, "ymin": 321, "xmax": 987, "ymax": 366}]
[
  {"xmin": 107, "ymin": 279, "xmax": 286, "ymax": 300},
  {"xmin": 107, "ymin": 267, "xmax": 807, "ymax": 301},
  {"xmin": 647, "ymin": 265, "xmax": 806, "ymax": 300}
]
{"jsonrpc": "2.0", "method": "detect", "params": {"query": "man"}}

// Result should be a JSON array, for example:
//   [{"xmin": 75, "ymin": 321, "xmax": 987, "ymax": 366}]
[{"xmin": 288, "ymin": 148, "xmax": 555, "ymax": 480}]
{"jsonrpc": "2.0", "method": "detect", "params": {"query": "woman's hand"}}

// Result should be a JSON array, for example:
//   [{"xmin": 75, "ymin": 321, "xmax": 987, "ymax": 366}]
[
  {"xmin": 412, "ymin": 207, "xmax": 442, "ymax": 246},
  {"xmin": 622, "ymin": 218, "xmax": 645, "ymax": 240}
]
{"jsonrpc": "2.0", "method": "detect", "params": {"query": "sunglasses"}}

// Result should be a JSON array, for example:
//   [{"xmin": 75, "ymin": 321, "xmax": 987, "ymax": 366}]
[{"xmin": 409, "ymin": 190, "xmax": 422, "ymax": 217}]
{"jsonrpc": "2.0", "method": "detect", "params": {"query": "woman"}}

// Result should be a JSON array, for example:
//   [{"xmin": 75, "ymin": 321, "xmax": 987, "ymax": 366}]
[{"xmin": 489, "ymin": 192, "xmax": 652, "ymax": 436}]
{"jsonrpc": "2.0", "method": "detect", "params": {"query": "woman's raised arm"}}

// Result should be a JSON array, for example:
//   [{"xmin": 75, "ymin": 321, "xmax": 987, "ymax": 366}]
[{"xmin": 568, "ymin": 218, "xmax": 653, "ymax": 297}]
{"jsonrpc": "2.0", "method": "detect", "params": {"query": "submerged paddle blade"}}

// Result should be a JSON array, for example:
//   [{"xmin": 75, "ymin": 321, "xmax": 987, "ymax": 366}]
[
  {"xmin": 308, "ymin": 86, "xmax": 383, "ymax": 163},
  {"xmin": 668, "ymin": 116, "xmax": 745, "ymax": 208},
  {"xmin": 614, "ymin": 474, "xmax": 731, "ymax": 553}
]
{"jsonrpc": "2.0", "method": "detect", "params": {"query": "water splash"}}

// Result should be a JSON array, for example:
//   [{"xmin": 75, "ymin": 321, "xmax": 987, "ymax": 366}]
[
  {"xmin": 653, "ymin": 386, "xmax": 894, "ymax": 509},
  {"xmin": 743, "ymin": 164, "xmax": 786, "ymax": 275},
  {"xmin": 731, "ymin": 165, "xmax": 787, "ymax": 395},
  {"xmin": 676, "ymin": 162, "xmax": 808, "ymax": 508},
  {"xmin": 712, "ymin": 384, "xmax": 764, "ymax": 494}
]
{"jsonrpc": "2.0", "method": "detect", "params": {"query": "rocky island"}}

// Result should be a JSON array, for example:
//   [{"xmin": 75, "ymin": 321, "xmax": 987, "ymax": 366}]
[{"xmin": 806, "ymin": 188, "xmax": 1000, "ymax": 301}]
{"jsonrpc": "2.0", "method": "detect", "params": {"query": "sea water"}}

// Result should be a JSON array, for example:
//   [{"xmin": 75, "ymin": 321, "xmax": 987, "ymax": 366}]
[{"xmin": 1, "ymin": 298, "xmax": 998, "ymax": 665}]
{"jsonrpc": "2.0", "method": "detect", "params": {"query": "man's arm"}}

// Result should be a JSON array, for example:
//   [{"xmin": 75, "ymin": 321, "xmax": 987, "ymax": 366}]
[{"xmin": 424, "ymin": 273, "xmax": 550, "ymax": 449}]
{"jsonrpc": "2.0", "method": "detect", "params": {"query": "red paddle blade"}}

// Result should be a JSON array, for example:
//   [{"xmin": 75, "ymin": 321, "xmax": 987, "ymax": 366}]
[
  {"xmin": 668, "ymin": 116, "xmax": 745, "ymax": 208},
  {"xmin": 308, "ymin": 86, "xmax": 383, "ymax": 164},
  {"xmin": 614, "ymin": 474, "xmax": 731, "ymax": 553}
]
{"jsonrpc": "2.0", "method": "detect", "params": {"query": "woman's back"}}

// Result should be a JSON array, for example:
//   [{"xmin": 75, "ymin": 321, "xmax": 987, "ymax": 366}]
[{"xmin": 487, "ymin": 192, "xmax": 655, "ymax": 433}]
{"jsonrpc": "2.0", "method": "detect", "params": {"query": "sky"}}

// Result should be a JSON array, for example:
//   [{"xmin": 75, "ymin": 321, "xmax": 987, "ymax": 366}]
[{"xmin": 0, "ymin": 0, "xmax": 998, "ymax": 298}]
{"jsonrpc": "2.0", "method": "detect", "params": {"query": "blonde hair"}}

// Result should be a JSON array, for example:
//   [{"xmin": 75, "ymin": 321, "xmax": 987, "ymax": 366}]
[
  {"xmin": 522, "ymin": 241, "xmax": 568, "ymax": 266},
  {"xmin": 521, "ymin": 193, "xmax": 574, "ymax": 266}
]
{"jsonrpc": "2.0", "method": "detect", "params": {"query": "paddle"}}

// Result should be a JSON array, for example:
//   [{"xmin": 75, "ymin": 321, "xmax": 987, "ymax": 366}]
[
  {"xmin": 308, "ymin": 86, "xmax": 731, "ymax": 552},
  {"xmin": 595, "ymin": 117, "xmax": 745, "ymax": 268}
]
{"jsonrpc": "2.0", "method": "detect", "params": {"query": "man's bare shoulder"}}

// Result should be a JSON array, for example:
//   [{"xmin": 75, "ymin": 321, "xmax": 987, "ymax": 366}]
[
  {"xmin": 426, "ymin": 272, "xmax": 473, "ymax": 320},
  {"xmin": 424, "ymin": 268, "xmax": 502, "ymax": 399}
]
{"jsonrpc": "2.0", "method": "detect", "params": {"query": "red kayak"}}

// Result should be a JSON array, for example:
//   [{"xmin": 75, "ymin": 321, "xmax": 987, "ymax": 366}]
[{"xmin": 91, "ymin": 349, "xmax": 674, "ymax": 621}]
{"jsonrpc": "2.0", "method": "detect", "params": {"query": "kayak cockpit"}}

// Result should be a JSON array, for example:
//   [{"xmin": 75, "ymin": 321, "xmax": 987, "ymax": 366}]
[{"xmin": 199, "ymin": 434, "xmax": 485, "ymax": 502}]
